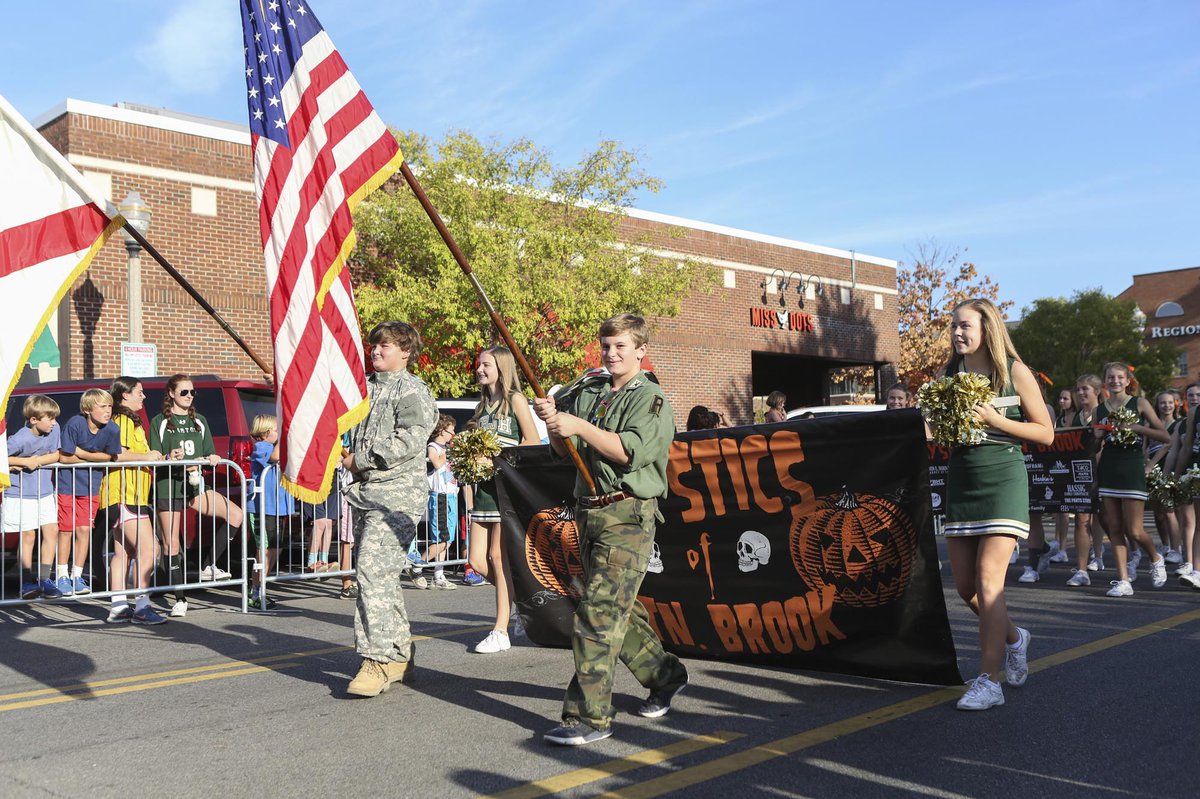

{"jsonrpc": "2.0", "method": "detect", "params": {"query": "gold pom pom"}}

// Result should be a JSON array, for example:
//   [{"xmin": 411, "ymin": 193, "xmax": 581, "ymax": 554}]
[
  {"xmin": 916, "ymin": 372, "xmax": 996, "ymax": 447},
  {"xmin": 446, "ymin": 428, "xmax": 503, "ymax": 485}
]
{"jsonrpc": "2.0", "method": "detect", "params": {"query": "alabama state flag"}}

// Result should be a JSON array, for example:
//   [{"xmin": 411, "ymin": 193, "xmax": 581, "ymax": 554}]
[{"xmin": 0, "ymin": 94, "xmax": 123, "ymax": 488}]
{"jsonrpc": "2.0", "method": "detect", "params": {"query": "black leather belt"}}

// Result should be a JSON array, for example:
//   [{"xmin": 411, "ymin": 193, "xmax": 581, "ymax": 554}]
[{"xmin": 578, "ymin": 491, "xmax": 633, "ymax": 509}]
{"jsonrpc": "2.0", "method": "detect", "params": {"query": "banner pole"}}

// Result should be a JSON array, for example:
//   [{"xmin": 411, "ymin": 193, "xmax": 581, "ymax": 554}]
[{"xmin": 397, "ymin": 161, "xmax": 598, "ymax": 495}]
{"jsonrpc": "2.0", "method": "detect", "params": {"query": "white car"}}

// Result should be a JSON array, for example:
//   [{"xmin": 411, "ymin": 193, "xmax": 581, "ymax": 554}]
[
  {"xmin": 437, "ymin": 398, "xmax": 549, "ymax": 443},
  {"xmin": 785, "ymin": 404, "xmax": 887, "ymax": 420}
]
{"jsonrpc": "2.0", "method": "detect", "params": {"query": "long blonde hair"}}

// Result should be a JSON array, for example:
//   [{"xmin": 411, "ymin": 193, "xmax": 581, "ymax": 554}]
[
  {"xmin": 475, "ymin": 346, "xmax": 523, "ymax": 418},
  {"xmin": 943, "ymin": 298, "xmax": 1021, "ymax": 393}
]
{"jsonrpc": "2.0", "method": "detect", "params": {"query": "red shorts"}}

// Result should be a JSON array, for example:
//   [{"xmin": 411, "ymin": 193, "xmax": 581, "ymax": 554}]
[{"xmin": 58, "ymin": 495, "xmax": 99, "ymax": 531}]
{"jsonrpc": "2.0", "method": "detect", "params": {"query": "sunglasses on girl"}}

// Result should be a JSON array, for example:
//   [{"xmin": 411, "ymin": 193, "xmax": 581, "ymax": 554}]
[{"xmin": 177, "ymin": 389, "xmax": 195, "ymax": 396}]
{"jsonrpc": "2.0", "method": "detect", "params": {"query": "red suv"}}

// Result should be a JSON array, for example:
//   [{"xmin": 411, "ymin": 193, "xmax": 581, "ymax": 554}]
[{"xmin": 2, "ymin": 375, "xmax": 273, "ymax": 553}]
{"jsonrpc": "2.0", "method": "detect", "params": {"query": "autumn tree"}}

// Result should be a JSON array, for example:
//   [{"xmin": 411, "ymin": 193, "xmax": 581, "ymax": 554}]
[
  {"xmin": 1010, "ymin": 289, "xmax": 1178, "ymax": 398},
  {"xmin": 351, "ymin": 130, "xmax": 715, "ymax": 397},
  {"xmin": 897, "ymin": 241, "xmax": 1011, "ymax": 389}
]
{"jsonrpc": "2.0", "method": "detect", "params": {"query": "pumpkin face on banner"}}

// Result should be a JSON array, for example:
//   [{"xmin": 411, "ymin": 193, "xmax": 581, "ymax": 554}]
[
  {"xmin": 525, "ymin": 505, "xmax": 586, "ymax": 599},
  {"xmin": 789, "ymin": 489, "xmax": 918, "ymax": 608}
]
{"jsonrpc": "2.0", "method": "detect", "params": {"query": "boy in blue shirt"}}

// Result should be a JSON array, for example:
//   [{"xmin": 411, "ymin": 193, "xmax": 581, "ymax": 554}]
[
  {"xmin": 55, "ymin": 389, "xmax": 122, "ymax": 595},
  {"xmin": 4, "ymin": 395, "xmax": 64, "ymax": 599},
  {"xmin": 247, "ymin": 414, "xmax": 293, "ymax": 609}
]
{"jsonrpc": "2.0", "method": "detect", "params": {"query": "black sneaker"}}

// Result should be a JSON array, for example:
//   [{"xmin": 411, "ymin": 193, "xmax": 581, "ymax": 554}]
[
  {"xmin": 543, "ymin": 719, "xmax": 613, "ymax": 746},
  {"xmin": 339, "ymin": 584, "xmax": 360, "ymax": 599},
  {"xmin": 637, "ymin": 672, "xmax": 689, "ymax": 718}
]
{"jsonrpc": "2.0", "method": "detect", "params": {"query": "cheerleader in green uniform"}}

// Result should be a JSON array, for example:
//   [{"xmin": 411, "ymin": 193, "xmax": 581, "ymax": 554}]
[
  {"xmin": 466, "ymin": 346, "xmax": 540, "ymax": 654},
  {"xmin": 940, "ymin": 299, "xmax": 1054, "ymax": 711},
  {"xmin": 1094, "ymin": 362, "xmax": 1169, "ymax": 596},
  {"xmin": 1173, "ymin": 383, "xmax": 1200, "ymax": 588},
  {"xmin": 1147, "ymin": 390, "xmax": 1184, "ymax": 564}
]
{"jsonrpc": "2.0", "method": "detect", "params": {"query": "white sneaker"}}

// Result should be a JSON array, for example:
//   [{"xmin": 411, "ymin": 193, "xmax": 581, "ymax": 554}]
[
  {"xmin": 1049, "ymin": 549, "xmax": 1069, "ymax": 563},
  {"xmin": 1150, "ymin": 557, "xmax": 1168, "ymax": 588},
  {"xmin": 1004, "ymin": 627, "xmax": 1031, "ymax": 687},
  {"xmin": 1106, "ymin": 580, "xmax": 1134, "ymax": 597},
  {"xmin": 169, "ymin": 600, "xmax": 188, "ymax": 618},
  {"xmin": 957, "ymin": 674, "xmax": 1004, "ymax": 710},
  {"xmin": 1017, "ymin": 566, "xmax": 1039, "ymax": 583},
  {"xmin": 431, "ymin": 574, "xmax": 457, "ymax": 590},
  {"xmin": 474, "ymin": 630, "xmax": 511, "ymax": 654},
  {"xmin": 199, "ymin": 565, "xmax": 232, "ymax": 582},
  {"xmin": 1129, "ymin": 549, "xmax": 1143, "ymax": 570},
  {"xmin": 412, "ymin": 575, "xmax": 430, "ymax": 589},
  {"xmin": 1128, "ymin": 560, "xmax": 1138, "ymax": 582},
  {"xmin": 1088, "ymin": 556, "xmax": 1104, "ymax": 572},
  {"xmin": 1174, "ymin": 562, "xmax": 1193, "ymax": 577},
  {"xmin": 1164, "ymin": 548, "xmax": 1182, "ymax": 565},
  {"xmin": 1180, "ymin": 571, "xmax": 1200, "ymax": 589},
  {"xmin": 1066, "ymin": 569, "xmax": 1091, "ymax": 587},
  {"xmin": 1035, "ymin": 546, "xmax": 1053, "ymax": 575}
]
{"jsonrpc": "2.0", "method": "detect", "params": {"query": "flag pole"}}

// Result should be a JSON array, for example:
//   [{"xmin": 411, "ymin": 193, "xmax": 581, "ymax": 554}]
[
  {"xmin": 120, "ymin": 224, "xmax": 274, "ymax": 379},
  {"xmin": 397, "ymin": 162, "xmax": 598, "ymax": 495},
  {"xmin": 0, "ymin": 95, "xmax": 272, "ymax": 380}
]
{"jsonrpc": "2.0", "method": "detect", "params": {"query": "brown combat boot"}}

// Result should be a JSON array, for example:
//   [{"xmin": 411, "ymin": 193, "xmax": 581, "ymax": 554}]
[
  {"xmin": 346, "ymin": 653, "xmax": 416, "ymax": 697},
  {"xmin": 347, "ymin": 659, "xmax": 390, "ymax": 697}
]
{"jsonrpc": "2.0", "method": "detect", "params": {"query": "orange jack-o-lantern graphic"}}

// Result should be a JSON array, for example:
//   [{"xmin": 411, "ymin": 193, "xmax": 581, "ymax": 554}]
[
  {"xmin": 789, "ymin": 488, "xmax": 917, "ymax": 608},
  {"xmin": 525, "ymin": 505, "xmax": 585, "ymax": 598}
]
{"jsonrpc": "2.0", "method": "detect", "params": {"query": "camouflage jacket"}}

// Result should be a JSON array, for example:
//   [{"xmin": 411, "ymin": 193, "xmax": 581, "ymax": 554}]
[{"xmin": 345, "ymin": 369, "xmax": 437, "ymax": 510}]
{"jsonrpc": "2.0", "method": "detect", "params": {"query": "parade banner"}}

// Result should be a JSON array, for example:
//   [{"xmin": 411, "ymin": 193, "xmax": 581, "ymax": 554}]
[
  {"xmin": 927, "ymin": 427, "xmax": 1098, "ymax": 517},
  {"xmin": 495, "ymin": 408, "xmax": 962, "ymax": 686}
]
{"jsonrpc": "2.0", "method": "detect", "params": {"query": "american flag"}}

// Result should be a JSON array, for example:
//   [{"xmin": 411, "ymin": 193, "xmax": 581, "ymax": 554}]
[{"xmin": 240, "ymin": 0, "xmax": 403, "ymax": 502}]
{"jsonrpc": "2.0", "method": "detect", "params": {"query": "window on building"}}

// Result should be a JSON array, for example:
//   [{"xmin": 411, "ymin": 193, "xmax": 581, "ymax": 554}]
[
  {"xmin": 1178, "ymin": 352, "xmax": 1189, "ymax": 378},
  {"xmin": 1156, "ymin": 301, "xmax": 1184, "ymax": 318}
]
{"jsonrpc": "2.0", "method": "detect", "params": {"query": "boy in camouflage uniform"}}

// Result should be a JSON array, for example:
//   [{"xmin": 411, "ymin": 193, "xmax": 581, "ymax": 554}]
[
  {"xmin": 341, "ymin": 321, "xmax": 437, "ymax": 697},
  {"xmin": 533, "ymin": 313, "xmax": 689, "ymax": 745}
]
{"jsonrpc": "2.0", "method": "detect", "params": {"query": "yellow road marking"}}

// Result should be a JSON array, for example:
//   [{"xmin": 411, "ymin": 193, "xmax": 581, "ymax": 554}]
[
  {"xmin": 0, "ymin": 624, "xmax": 490, "ymax": 711},
  {"xmin": 482, "ymin": 731, "xmax": 745, "ymax": 799},
  {"xmin": 591, "ymin": 607, "xmax": 1200, "ymax": 799},
  {"xmin": 0, "ymin": 663, "xmax": 299, "ymax": 712}
]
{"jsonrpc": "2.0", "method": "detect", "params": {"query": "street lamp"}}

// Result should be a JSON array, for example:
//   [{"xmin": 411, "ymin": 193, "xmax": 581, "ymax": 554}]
[{"xmin": 118, "ymin": 191, "xmax": 151, "ymax": 343}]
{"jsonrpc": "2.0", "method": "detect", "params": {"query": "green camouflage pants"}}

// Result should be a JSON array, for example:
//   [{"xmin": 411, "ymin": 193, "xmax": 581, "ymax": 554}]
[
  {"xmin": 353, "ymin": 506, "xmax": 417, "ymax": 663},
  {"xmin": 562, "ymin": 497, "xmax": 686, "ymax": 729}
]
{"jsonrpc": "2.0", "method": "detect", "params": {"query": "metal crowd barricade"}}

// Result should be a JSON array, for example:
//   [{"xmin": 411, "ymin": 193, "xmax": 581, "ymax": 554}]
[
  {"xmin": 0, "ymin": 459, "xmax": 249, "ymax": 612},
  {"xmin": 254, "ymin": 465, "xmax": 471, "ymax": 605}
]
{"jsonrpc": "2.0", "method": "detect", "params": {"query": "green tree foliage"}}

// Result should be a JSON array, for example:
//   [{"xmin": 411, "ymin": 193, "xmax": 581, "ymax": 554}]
[
  {"xmin": 1010, "ymin": 289, "xmax": 1179, "ymax": 398},
  {"xmin": 351, "ymin": 130, "xmax": 715, "ymax": 397},
  {"xmin": 897, "ymin": 241, "xmax": 1011, "ymax": 389}
]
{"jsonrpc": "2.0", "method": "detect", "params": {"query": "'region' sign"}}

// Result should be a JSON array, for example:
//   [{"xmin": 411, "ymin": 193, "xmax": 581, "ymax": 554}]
[
  {"xmin": 749, "ymin": 307, "xmax": 814, "ymax": 332},
  {"xmin": 495, "ymin": 409, "xmax": 962, "ymax": 686}
]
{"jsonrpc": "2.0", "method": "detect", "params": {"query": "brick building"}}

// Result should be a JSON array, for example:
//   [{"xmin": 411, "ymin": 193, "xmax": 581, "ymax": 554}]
[
  {"xmin": 1118, "ymin": 266, "xmax": 1200, "ymax": 389},
  {"xmin": 26, "ymin": 99, "xmax": 899, "ymax": 427}
]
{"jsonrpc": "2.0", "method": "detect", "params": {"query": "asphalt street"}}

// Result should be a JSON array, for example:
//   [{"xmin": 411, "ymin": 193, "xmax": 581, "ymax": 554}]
[{"xmin": 1, "ymin": 547, "xmax": 1197, "ymax": 799}]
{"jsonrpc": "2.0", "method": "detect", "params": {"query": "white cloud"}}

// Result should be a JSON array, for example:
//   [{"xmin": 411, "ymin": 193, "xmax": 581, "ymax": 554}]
[{"xmin": 136, "ymin": 0, "xmax": 241, "ymax": 96}]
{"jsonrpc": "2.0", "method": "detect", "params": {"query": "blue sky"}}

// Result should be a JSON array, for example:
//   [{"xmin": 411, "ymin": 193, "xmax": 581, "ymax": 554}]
[{"xmin": 3, "ymin": 1, "xmax": 1196, "ymax": 314}]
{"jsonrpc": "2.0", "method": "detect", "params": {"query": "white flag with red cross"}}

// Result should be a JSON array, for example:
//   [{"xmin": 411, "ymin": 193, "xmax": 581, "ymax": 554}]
[{"xmin": 0, "ymin": 94, "xmax": 123, "ymax": 489}]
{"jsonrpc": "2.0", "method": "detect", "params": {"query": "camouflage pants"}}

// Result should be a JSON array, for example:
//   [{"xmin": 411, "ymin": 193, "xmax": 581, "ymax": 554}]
[
  {"xmin": 562, "ymin": 497, "xmax": 686, "ymax": 730},
  {"xmin": 353, "ymin": 506, "xmax": 418, "ymax": 663}
]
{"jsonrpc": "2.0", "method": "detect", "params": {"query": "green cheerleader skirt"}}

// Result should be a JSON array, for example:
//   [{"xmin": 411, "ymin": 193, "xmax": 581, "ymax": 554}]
[
  {"xmin": 943, "ymin": 441, "xmax": 1030, "ymax": 539},
  {"xmin": 470, "ymin": 478, "xmax": 501, "ymax": 523},
  {"xmin": 1097, "ymin": 446, "xmax": 1148, "ymax": 501}
]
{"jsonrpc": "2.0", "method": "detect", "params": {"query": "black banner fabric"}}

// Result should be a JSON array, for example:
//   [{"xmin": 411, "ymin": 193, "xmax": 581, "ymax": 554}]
[
  {"xmin": 927, "ymin": 427, "xmax": 1098, "ymax": 517},
  {"xmin": 495, "ymin": 409, "xmax": 962, "ymax": 686}
]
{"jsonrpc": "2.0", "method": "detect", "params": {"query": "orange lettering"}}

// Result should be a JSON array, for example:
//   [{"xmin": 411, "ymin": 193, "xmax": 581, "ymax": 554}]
[
  {"xmin": 733, "ymin": 603, "xmax": 770, "ymax": 654},
  {"xmin": 689, "ymin": 439, "xmax": 726, "ymax": 517},
  {"xmin": 655, "ymin": 600, "xmax": 696, "ymax": 647},
  {"xmin": 739, "ymin": 435, "xmax": 781, "ymax": 513},
  {"xmin": 805, "ymin": 585, "xmax": 847, "ymax": 645},
  {"xmin": 708, "ymin": 604, "xmax": 744, "ymax": 652},
  {"xmin": 768, "ymin": 431, "xmax": 816, "ymax": 512},
  {"xmin": 719, "ymin": 436, "xmax": 750, "ymax": 511},
  {"xmin": 783, "ymin": 595, "xmax": 817, "ymax": 651},
  {"xmin": 668, "ymin": 441, "xmax": 707, "ymax": 524},
  {"xmin": 760, "ymin": 601, "xmax": 794, "ymax": 653}
]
